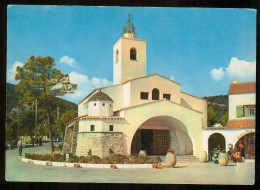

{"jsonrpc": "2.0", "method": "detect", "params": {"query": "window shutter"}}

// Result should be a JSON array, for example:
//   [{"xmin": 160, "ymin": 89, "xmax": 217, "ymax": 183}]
[{"xmin": 236, "ymin": 105, "xmax": 243, "ymax": 118}]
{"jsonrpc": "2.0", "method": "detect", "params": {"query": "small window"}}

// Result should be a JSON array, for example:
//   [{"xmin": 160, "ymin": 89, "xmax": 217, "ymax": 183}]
[
  {"xmin": 109, "ymin": 125, "xmax": 114, "ymax": 131},
  {"xmin": 130, "ymin": 48, "xmax": 136, "ymax": 60},
  {"xmin": 152, "ymin": 88, "xmax": 160, "ymax": 100},
  {"xmin": 140, "ymin": 92, "xmax": 149, "ymax": 100},
  {"xmin": 110, "ymin": 104, "xmax": 112, "ymax": 107},
  {"xmin": 243, "ymin": 105, "xmax": 255, "ymax": 117},
  {"xmin": 90, "ymin": 125, "xmax": 95, "ymax": 131},
  {"xmin": 94, "ymin": 103, "xmax": 96, "ymax": 106},
  {"xmin": 116, "ymin": 50, "xmax": 119, "ymax": 63},
  {"xmin": 103, "ymin": 103, "xmax": 105, "ymax": 106},
  {"xmin": 163, "ymin": 93, "xmax": 171, "ymax": 100}
]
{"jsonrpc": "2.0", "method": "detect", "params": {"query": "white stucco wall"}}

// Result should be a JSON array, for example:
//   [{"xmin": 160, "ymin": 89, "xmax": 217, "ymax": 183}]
[
  {"xmin": 123, "ymin": 82, "xmax": 131, "ymax": 107},
  {"xmin": 97, "ymin": 85, "xmax": 124, "ymax": 112},
  {"xmin": 202, "ymin": 129, "xmax": 255, "ymax": 156},
  {"xmin": 180, "ymin": 91, "xmax": 207, "ymax": 128},
  {"xmin": 229, "ymin": 93, "xmax": 255, "ymax": 120},
  {"xmin": 87, "ymin": 101, "xmax": 113, "ymax": 117},
  {"xmin": 117, "ymin": 100, "xmax": 203, "ymax": 156},
  {"xmin": 78, "ymin": 100, "xmax": 88, "ymax": 116},
  {"xmin": 113, "ymin": 37, "xmax": 146, "ymax": 84},
  {"xmin": 128, "ymin": 75, "xmax": 181, "ymax": 106},
  {"xmin": 113, "ymin": 39, "xmax": 122, "ymax": 84},
  {"xmin": 78, "ymin": 120, "xmax": 103, "ymax": 132}
]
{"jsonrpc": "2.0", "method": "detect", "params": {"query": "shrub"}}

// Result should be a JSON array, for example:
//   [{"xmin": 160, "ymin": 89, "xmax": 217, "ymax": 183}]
[
  {"xmin": 87, "ymin": 155, "xmax": 101, "ymax": 163},
  {"xmin": 24, "ymin": 153, "xmax": 161, "ymax": 164}
]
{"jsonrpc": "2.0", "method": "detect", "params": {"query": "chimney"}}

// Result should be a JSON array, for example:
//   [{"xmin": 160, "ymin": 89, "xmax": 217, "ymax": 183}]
[{"xmin": 233, "ymin": 79, "xmax": 238, "ymax": 84}]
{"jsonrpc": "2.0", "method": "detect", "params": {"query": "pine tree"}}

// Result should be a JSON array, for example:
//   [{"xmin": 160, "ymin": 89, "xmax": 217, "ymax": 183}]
[{"xmin": 15, "ymin": 55, "xmax": 77, "ymax": 153}]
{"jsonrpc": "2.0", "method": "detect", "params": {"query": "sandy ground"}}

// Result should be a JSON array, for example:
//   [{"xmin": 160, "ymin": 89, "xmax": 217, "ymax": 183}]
[{"xmin": 5, "ymin": 142, "xmax": 255, "ymax": 184}]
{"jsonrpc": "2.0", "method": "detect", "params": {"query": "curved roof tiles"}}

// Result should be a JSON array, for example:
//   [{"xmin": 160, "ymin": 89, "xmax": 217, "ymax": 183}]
[{"xmin": 87, "ymin": 91, "xmax": 113, "ymax": 102}]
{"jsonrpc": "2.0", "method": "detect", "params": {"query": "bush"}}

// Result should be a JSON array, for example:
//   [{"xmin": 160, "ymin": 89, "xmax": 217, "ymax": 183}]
[{"xmin": 24, "ymin": 153, "xmax": 159, "ymax": 164}]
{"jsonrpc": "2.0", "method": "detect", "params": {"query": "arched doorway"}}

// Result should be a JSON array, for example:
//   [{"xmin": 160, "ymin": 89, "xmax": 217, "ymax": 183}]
[
  {"xmin": 130, "ymin": 116, "xmax": 193, "ymax": 156},
  {"xmin": 208, "ymin": 133, "xmax": 226, "ymax": 160},
  {"xmin": 235, "ymin": 132, "xmax": 255, "ymax": 159}
]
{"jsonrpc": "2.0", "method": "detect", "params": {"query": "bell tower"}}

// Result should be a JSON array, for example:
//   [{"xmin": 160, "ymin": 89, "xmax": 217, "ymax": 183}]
[{"xmin": 113, "ymin": 14, "xmax": 146, "ymax": 84}]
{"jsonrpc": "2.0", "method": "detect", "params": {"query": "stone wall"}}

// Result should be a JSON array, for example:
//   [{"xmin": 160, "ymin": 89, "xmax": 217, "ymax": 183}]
[
  {"xmin": 62, "ymin": 124, "xmax": 78, "ymax": 154},
  {"xmin": 76, "ymin": 132, "xmax": 123, "ymax": 158}
]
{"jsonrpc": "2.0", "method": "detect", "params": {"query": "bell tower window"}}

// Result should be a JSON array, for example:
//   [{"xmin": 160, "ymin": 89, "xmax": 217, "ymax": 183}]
[
  {"xmin": 152, "ymin": 88, "xmax": 160, "ymax": 100},
  {"xmin": 130, "ymin": 48, "xmax": 137, "ymax": 60},
  {"xmin": 116, "ymin": 50, "xmax": 119, "ymax": 63}
]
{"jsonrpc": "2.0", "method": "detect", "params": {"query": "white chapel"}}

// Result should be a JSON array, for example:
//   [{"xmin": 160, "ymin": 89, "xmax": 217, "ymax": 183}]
[{"xmin": 63, "ymin": 15, "xmax": 208, "ymax": 158}]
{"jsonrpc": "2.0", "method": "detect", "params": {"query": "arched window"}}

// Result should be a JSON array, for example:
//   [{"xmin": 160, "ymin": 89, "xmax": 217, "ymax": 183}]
[
  {"xmin": 152, "ymin": 88, "xmax": 160, "ymax": 100},
  {"xmin": 116, "ymin": 50, "xmax": 119, "ymax": 63},
  {"xmin": 130, "ymin": 48, "xmax": 137, "ymax": 60}
]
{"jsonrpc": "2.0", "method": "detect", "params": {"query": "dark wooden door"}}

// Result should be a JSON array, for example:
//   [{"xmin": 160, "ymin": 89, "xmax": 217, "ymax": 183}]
[
  {"xmin": 153, "ymin": 130, "xmax": 170, "ymax": 155},
  {"xmin": 131, "ymin": 129, "xmax": 141, "ymax": 154}
]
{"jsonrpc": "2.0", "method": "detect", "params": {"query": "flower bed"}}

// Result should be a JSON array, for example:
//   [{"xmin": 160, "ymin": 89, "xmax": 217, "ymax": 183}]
[{"xmin": 24, "ymin": 153, "xmax": 161, "ymax": 164}]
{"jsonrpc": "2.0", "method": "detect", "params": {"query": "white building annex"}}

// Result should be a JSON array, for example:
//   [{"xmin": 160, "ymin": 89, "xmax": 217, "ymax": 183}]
[
  {"xmin": 62, "ymin": 15, "xmax": 208, "ymax": 158},
  {"xmin": 203, "ymin": 80, "xmax": 256, "ymax": 159}
]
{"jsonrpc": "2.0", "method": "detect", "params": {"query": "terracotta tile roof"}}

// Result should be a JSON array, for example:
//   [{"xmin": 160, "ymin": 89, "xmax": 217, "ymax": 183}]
[
  {"xmin": 66, "ymin": 115, "xmax": 125, "ymax": 126},
  {"xmin": 76, "ymin": 115, "xmax": 124, "ymax": 121},
  {"xmin": 228, "ymin": 81, "xmax": 256, "ymax": 94},
  {"xmin": 203, "ymin": 119, "xmax": 255, "ymax": 130},
  {"xmin": 87, "ymin": 91, "xmax": 113, "ymax": 102},
  {"xmin": 78, "ymin": 116, "xmax": 124, "ymax": 120},
  {"xmin": 226, "ymin": 119, "xmax": 255, "ymax": 129}
]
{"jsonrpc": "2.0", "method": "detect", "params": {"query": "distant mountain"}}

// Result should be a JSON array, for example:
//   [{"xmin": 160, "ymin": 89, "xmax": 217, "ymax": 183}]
[
  {"xmin": 202, "ymin": 95, "xmax": 228, "ymax": 123},
  {"xmin": 202, "ymin": 95, "xmax": 228, "ymax": 107},
  {"xmin": 6, "ymin": 83, "xmax": 77, "ymax": 114}
]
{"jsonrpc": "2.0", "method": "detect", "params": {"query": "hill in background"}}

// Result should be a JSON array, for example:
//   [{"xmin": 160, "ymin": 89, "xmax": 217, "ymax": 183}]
[
  {"xmin": 7, "ymin": 82, "xmax": 228, "ymax": 125},
  {"xmin": 6, "ymin": 83, "xmax": 77, "ymax": 114},
  {"xmin": 202, "ymin": 95, "xmax": 228, "ymax": 125}
]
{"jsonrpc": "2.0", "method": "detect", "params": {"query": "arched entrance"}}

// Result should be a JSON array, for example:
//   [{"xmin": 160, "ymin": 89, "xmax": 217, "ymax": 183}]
[
  {"xmin": 235, "ymin": 132, "xmax": 255, "ymax": 159},
  {"xmin": 130, "ymin": 116, "xmax": 193, "ymax": 156},
  {"xmin": 208, "ymin": 133, "xmax": 225, "ymax": 160}
]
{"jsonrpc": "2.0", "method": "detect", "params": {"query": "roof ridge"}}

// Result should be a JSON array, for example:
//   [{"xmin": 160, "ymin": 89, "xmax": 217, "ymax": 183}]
[
  {"xmin": 115, "ymin": 99, "xmax": 202, "ymax": 114},
  {"xmin": 233, "ymin": 81, "xmax": 256, "ymax": 84}
]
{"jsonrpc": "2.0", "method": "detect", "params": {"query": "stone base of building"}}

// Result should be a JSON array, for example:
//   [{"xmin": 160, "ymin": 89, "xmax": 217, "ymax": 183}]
[{"xmin": 76, "ymin": 132, "xmax": 124, "ymax": 158}]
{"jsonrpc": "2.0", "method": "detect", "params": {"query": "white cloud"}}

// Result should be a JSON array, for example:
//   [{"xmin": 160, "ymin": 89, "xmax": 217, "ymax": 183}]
[
  {"xmin": 170, "ymin": 75, "xmax": 175, "ymax": 81},
  {"xmin": 210, "ymin": 57, "xmax": 256, "ymax": 81},
  {"xmin": 62, "ymin": 71, "xmax": 112, "ymax": 103},
  {"xmin": 7, "ymin": 61, "xmax": 23, "ymax": 83},
  {"xmin": 59, "ymin": 55, "xmax": 77, "ymax": 67},
  {"xmin": 210, "ymin": 67, "xmax": 225, "ymax": 80},
  {"xmin": 226, "ymin": 57, "xmax": 256, "ymax": 80}
]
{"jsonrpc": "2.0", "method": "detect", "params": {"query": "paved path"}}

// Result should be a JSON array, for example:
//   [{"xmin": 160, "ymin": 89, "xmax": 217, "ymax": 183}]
[{"xmin": 5, "ymin": 143, "xmax": 255, "ymax": 184}]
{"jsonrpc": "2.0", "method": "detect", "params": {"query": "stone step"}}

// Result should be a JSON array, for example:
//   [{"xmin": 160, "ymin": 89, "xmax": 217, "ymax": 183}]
[
  {"xmin": 161, "ymin": 155, "xmax": 199, "ymax": 162},
  {"xmin": 148, "ymin": 155, "xmax": 199, "ymax": 162}
]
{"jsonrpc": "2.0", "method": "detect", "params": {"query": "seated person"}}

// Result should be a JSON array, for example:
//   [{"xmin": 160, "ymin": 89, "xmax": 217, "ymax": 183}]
[{"xmin": 228, "ymin": 148, "xmax": 237, "ymax": 161}]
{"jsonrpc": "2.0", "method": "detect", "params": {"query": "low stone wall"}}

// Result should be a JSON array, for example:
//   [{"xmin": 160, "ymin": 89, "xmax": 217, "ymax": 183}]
[
  {"xmin": 62, "ymin": 124, "xmax": 78, "ymax": 154},
  {"xmin": 76, "ymin": 132, "xmax": 123, "ymax": 158}
]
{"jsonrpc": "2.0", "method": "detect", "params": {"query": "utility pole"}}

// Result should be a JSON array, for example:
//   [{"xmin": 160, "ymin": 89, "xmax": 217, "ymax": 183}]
[
  {"xmin": 35, "ymin": 99, "xmax": 37, "ymax": 137},
  {"xmin": 18, "ymin": 104, "xmax": 20, "ymax": 140}
]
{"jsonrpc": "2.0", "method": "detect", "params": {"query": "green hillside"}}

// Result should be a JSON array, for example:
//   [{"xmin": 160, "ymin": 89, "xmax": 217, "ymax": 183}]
[
  {"xmin": 6, "ymin": 83, "xmax": 77, "ymax": 114},
  {"xmin": 202, "ymin": 95, "xmax": 228, "ymax": 126}
]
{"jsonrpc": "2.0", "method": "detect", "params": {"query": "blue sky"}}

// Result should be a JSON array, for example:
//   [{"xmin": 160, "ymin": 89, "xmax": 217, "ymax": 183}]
[{"xmin": 7, "ymin": 6, "xmax": 256, "ymax": 104}]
